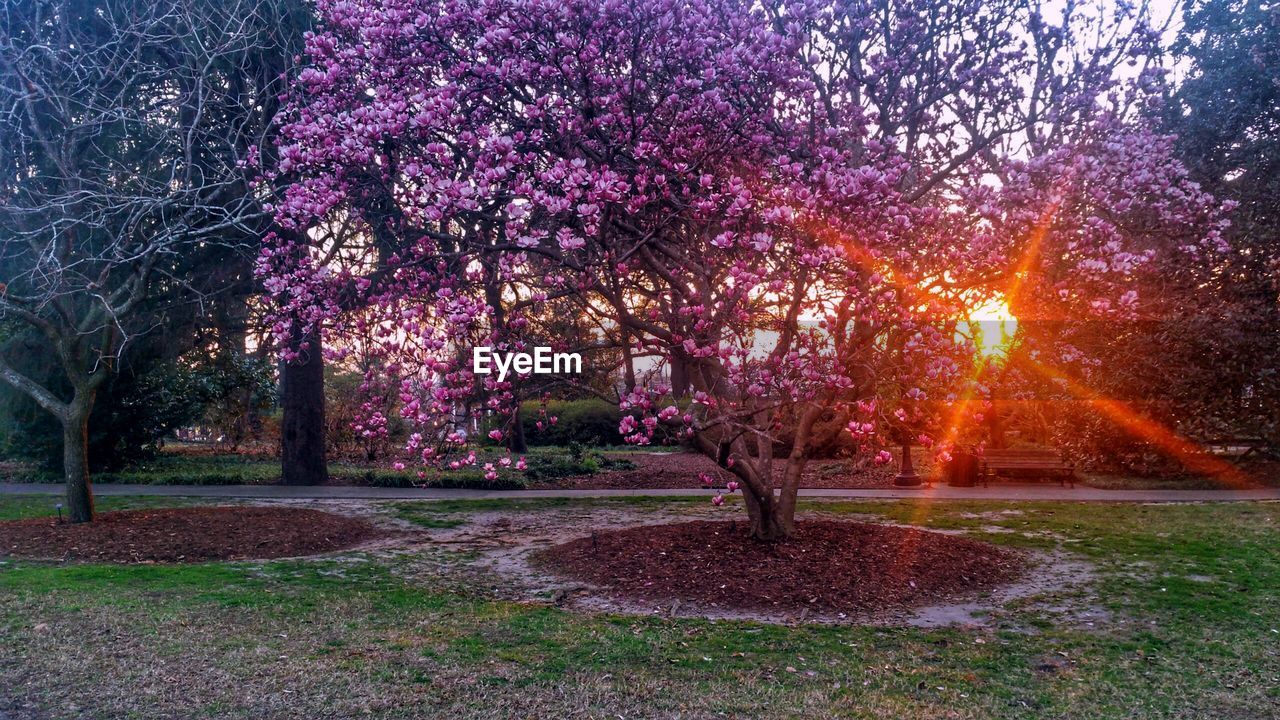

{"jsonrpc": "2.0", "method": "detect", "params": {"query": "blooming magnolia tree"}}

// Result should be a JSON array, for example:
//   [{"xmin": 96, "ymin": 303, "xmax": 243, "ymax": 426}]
[
  {"xmin": 262, "ymin": 0, "xmax": 1230, "ymax": 539},
  {"xmin": 994, "ymin": 0, "xmax": 1280, "ymax": 473}
]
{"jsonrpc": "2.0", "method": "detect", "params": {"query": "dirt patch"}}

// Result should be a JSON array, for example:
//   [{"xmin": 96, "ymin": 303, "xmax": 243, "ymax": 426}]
[
  {"xmin": 532, "ymin": 520, "xmax": 1023, "ymax": 615},
  {"xmin": 0, "ymin": 507, "xmax": 382, "ymax": 563},
  {"xmin": 904, "ymin": 551, "xmax": 1103, "ymax": 628}
]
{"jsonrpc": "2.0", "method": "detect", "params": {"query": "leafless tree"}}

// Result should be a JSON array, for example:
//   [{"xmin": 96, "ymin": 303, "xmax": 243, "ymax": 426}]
[{"xmin": 0, "ymin": 0, "xmax": 305, "ymax": 521}]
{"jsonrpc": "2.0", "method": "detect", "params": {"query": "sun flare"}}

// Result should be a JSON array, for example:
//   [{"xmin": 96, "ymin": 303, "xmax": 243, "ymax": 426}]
[{"xmin": 967, "ymin": 297, "xmax": 1018, "ymax": 359}]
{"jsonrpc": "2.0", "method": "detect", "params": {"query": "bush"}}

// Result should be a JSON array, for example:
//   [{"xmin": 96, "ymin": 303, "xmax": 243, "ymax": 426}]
[
  {"xmin": 92, "ymin": 455, "xmax": 278, "ymax": 485},
  {"xmin": 0, "ymin": 345, "xmax": 276, "ymax": 471},
  {"xmin": 332, "ymin": 466, "xmax": 528, "ymax": 490},
  {"xmin": 519, "ymin": 444, "xmax": 633, "ymax": 480},
  {"xmin": 325, "ymin": 368, "xmax": 409, "ymax": 462},
  {"xmin": 517, "ymin": 399, "xmax": 626, "ymax": 446},
  {"xmin": 0, "ymin": 356, "xmax": 211, "ymax": 472},
  {"xmin": 196, "ymin": 354, "xmax": 277, "ymax": 450}
]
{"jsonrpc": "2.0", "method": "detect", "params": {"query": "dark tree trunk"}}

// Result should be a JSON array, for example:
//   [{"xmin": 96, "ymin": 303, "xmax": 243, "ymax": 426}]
[
  {"xmin": 507, "ymin": 403, "xmax": 529, "ymax": 453},
  {"xmin": 670, "ymin": 355, "xmax": 689, "ymax": 398},
  {"xmin": 621, "ymin": 333, "xmax": 636, "ymax": 392},
  {"xmin": 741, "ymin": 485, "xmax": 792, "ymax": 541},
  {"xmin": 721, "ymin": 436, "xmax": 798, "ymax": 542},
  {"xmin": 691, "ymin": 412, "xmax": 805, "ymax": 542},
  {"xmin": 281, "ymin": 329, "xmax": 327, "ymax": 485},
  {"xmin": 63, "ymin": 407, "xmax": 94, "ymax": 523},
  {"xmin": 736, "ymin": 407, "xmax": 821, "ymax": 541},
  {"xmin": 987, "ymin": 402, "xmax": 1007, "ymax": 449}
]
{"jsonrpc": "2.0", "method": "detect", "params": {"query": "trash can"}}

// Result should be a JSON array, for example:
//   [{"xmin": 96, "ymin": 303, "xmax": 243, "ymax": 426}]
[{"xmin": 946, "ymin": 448, "xmax": 979, "ymax": 487}]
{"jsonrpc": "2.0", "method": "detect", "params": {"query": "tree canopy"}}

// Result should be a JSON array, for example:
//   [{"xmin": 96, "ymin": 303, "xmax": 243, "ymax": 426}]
[{"xmin": 261, "ymin": 0, "xmax": 1231, "ymax": 538}]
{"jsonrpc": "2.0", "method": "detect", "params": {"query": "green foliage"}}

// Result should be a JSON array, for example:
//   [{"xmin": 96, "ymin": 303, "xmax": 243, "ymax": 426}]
[
  {"xmin": 516, "ymin": 399, "xmax": 626, "ymax": 446},
  {"xmin": 1173, "ymin": 0, "xmax": 1280, "ymax": 233},
  {"xmin": 1162, "ymin": 0, "xmax": 1280, "ymax": 451},
  {"xmin": 519, "ymin": 445, "xmax": 632, "ymax": 481},
  {"xmin": 0, "ymin": 345, "xmax": 276, "ymax": 471},
  {"xmin": 347, "ymin": 466, "xmax": 526, "ymax": 491},
  {"xmin": 1, "ymin": 353, "xmax": 201, "ymax": 471},
  {"xmin": 196, "ymin": 354, "xmax": 278, "ymax": 448}
]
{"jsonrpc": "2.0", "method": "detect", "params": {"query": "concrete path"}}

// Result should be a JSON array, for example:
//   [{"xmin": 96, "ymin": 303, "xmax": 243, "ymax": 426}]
[{"xmin": 2, "ymin": 482, "xmax": 1279, "ymax": 503}]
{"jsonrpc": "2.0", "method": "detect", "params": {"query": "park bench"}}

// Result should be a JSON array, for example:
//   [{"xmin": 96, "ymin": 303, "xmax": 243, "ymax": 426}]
[
  {"xmin": 979, "ymin": 448, "xmax": 1075, "ymax": 488},
  {"xmin": 1203, "ymin": 437, "xmax": 1271, "ymax": 461}
]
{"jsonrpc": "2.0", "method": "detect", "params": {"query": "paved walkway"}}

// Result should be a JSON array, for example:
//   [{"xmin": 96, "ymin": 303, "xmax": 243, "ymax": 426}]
[{"xmin": 2, "ymin": 483, "xmax": 1279, "ymax": 503}]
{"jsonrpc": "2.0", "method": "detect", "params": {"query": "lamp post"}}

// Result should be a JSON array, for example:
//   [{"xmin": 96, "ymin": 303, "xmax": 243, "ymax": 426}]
[{"xmin": 893, "ymin": 442, "xmax": 921, "ymax": 486}]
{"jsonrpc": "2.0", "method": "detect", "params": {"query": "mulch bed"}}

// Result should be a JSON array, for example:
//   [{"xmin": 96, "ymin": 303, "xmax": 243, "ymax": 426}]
[
  {"xmin": 0, "ymin": 507, "xmax": 382, "ymax": 563},
  {"xmin": 534, "ymin": 520, "xmax": 1024, "ymax": 614}
]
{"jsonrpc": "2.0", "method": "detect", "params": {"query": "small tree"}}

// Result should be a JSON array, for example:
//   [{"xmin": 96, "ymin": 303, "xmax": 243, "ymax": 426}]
[{"xmin": 0, "ymin": 0, "xmax": 304, "ymax": 520}]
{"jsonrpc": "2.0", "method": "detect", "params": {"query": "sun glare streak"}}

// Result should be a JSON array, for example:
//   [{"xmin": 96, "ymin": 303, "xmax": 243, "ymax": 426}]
[
  {"xmin": 886, "ymin": 284, "xmax": 1025, "ymax": 575},
  {"xmin": 897, "ymin": 310, "xmax": 1001, "ymax": 565},
  {"xmin": 1005, "ymin": 203, "xmax": 1057, "ymax": 314},
  {"xmin": 1025, "ymin": 360, "xmax": 1251, "ymax": 487}
]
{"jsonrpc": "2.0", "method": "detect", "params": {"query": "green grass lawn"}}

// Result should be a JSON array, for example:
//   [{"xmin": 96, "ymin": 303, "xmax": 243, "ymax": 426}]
[
  {"xmin": 2, "ymin": 496, "xmax": 1278, "ymax": 718},
  {"xmin": 0, "ymin": 494, "xmax": 210, "ymax": 522},
  {"xmin": 1081, "ymin": 472, "xmax": 1280, "ymax": 490}
]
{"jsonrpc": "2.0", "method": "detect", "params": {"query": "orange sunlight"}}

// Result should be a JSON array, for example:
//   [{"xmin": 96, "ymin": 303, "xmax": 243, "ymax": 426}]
[
  {"xmin": 968, "ymin": 297, "xmax": 1018, "ymax": 359},
  {"xmin": 1025, "ymin": 360, "xmax": 1252, "ymax": 488}
]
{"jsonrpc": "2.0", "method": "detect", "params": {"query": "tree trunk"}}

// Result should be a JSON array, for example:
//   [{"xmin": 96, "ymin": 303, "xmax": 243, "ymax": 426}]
[
  {"xmin": 670, "ymin": 354, "xmax": 689, "ymax": 398},
  {"xmin": 987, "ymin": 401, "xmax": 1006, "ymax": 449},
  {"xmin": 507, "ymin": 403, "xmax": 529, "ymax": 453},
  {"xmin": 63, "ymin": 408, "xmax": 94, "ymax": 523},
  {"xmin": 734, "ymin": 408, "xmax": 818, "ymax": 541},
  {"xmin": 621, "ymin": 333, "xmax": 636, "ymax": 393},
  {"xmin": 281, "ymin": 329, "xmax": 327, "ymax": 485},
  {"xmin": 696, "ymin": 431, "xmax": 799, "ymax": 541},
  {"xmin": 741, "ymin": 484, "xmax": 792, "ymax": 541},
  {"xmin": 733, "ymin": 449, "xmax": 797, "ymax": 542}
]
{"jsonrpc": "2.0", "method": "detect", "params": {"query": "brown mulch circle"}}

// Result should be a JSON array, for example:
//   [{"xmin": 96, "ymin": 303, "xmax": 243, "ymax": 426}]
[
  {"xmin": 0, "ymin": 507, "xmax": 382, "ymax": 563},
  {"xmin": 534, "ymin": 520, "xmax": 1024, "ymax": 614}
]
